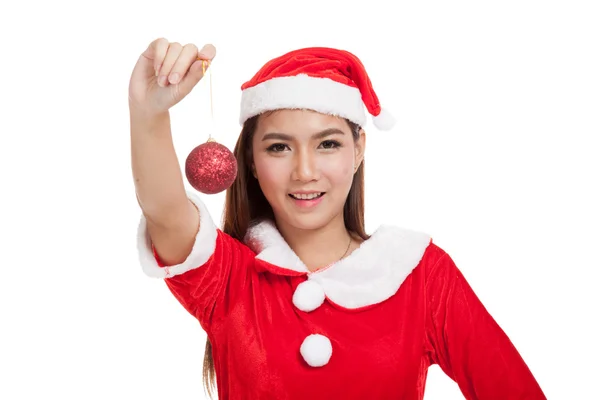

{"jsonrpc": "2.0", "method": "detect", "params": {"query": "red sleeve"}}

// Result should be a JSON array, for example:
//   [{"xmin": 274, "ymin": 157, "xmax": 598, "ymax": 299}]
[
  {"xmin": 424, "ymin": 249, "xmax": 546, "ymax": 399},
  {"xmin": 137, "ymin": 191, "xmax": 254, "ymax": 332}
]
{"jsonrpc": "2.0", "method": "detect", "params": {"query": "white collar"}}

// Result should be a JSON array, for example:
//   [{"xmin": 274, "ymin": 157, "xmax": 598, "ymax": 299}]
[{"xmin": 244, "ymin": 220, "xmax": 432, "ymax": 309}]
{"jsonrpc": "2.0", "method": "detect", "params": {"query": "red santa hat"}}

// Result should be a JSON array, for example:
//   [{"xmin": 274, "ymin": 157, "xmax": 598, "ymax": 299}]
[{"xmin": 239, "ymin": 47, "xmax": 395, "ymax": 130}]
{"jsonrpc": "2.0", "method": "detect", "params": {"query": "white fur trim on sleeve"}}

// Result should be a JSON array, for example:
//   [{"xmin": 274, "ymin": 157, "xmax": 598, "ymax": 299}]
[{"xmin": 137, "ymin": 191, "xmax": 218, "ymax": 279}]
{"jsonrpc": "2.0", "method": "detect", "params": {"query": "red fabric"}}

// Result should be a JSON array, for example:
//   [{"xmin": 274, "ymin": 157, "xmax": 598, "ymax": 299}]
[
  {"xmin": 154, "ymin": 231, "xmax": 546, "ymax": 399},
  {"xmin": 240, "ymin": 47, "xmax": 383, "ymax": 117},
  {"xmin": 424, "ymin": 252, "xmax": 546, "ymax": 399}
]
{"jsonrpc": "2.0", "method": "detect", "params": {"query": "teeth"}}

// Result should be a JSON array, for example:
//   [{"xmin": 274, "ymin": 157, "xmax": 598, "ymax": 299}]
[{"xmin": 291, "ymin": 193, "xmax": 322, "ymax": 200}]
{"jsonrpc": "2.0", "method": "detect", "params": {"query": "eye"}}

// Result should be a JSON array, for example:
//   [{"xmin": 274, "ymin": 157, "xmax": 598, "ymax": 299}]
[
  {"xmin": 266, "ymin": 143, "xmax": 289, "ymax": 152},
  {"xmin": 319, "ymin": 140, "xmax": 341, "ymax": 149}
]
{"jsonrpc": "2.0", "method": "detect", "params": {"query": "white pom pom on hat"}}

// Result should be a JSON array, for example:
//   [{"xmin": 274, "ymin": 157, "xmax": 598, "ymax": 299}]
[
  {"xmin": 372, "ymin": 107, "xmax": 396, "ymax": 130},
  {"xmin": 239, "ymin": 47, "xmax": 396, "ymax": 131}
]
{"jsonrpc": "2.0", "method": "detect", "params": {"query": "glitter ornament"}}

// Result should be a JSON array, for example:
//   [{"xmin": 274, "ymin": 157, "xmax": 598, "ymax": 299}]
[
  {"xmin": 184, "ymin": 59, "xmax": 237, "ymax": 194},
  {"xmin": 185, "ymin": 139, "xmax": 237, "ymax": 194}
]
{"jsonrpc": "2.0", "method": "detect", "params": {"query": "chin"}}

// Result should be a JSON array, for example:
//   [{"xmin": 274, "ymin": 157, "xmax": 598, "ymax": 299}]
[
  {"xmin": 286, "ymin": 214, "xmax": 331, "ymax": 231},
  {"xmin": 280, "ymin": 203, "xmax": 343, "ymax": 232}
]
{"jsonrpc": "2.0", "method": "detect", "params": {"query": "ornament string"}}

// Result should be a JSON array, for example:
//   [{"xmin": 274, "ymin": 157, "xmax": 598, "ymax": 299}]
[
  {"xmin": 185, "ymin": 57, "xmax": 238, "ymax": 195},
  {"xmin": 201, "ymin": 59, "xmax": 215, "ymax": 143}
]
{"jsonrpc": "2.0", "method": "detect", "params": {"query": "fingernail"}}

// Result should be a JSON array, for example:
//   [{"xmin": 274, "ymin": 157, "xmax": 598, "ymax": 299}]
[
  {"xmin": 158, "ymin": 75, "xmax": 167, "ymax": 87},
  {"xmin": 169, "ymin": 72, "xmax": 180, "ymax": 84},
  {"xmin": 155, "ymin": 64, "xmax": 161, "ymax": 76}
]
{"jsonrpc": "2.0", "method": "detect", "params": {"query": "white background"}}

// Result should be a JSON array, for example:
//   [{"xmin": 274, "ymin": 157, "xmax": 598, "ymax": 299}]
[{"xmin": 1, "ymin": 1, "xmax": 598, "ymax": 399}]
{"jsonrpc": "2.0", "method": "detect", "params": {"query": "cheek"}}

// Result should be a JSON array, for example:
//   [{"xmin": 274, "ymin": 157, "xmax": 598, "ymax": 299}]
[
  {"xmin": 254, "ymin": 157, "xmax": 288, "ymax": 193},
  {"xmin": 321, "ymin": 155, "xmax": 354, "ymax": 186}
]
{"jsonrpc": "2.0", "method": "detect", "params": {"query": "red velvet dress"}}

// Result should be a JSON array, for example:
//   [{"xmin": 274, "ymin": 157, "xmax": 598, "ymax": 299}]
[{"xmin": 137, "ymin": 192, "xmax": 546, "ymax": 399}]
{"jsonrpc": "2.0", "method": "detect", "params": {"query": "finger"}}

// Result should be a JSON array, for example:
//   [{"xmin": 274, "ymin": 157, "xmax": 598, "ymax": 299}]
[
  {"xmin": 177, "ymin": 59, "xmax": 208, "ymax": 97},
  {"xmin": 152, "ymin": 39, "xmax": 170, "ymax": 76},
  {"xmin": 174, "ymin": 43, "xmax": 217, "ymax": 93},
  {"xmin": 141, "ymin": 38, "xmax": 169, "ymax": 75},
  {"xmin": 168, "ymin": 43, "xmax": 199, "ymax": 85},
  {"xmin": 197, "ymin": 43, "xmax": 217, "ymax": 61},
  {"xmin": 157, "ymin": 42, "xmax": 183, "ymax": 87}
]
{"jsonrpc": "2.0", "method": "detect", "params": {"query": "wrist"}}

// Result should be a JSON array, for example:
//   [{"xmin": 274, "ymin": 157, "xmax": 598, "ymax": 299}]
[
  {"xmin": 129, "ymin": 104, "xmax": 169, "ymax": 123},
  {"xmin": 129, "ymin": 106, "xmax": 171, "ymax": 137}
]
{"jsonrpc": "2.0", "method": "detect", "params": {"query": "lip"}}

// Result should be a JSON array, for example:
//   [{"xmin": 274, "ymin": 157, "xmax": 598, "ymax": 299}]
[
  {"xmin": 288, "ymin": 192, "xmax": 325, "ymax": 208},
  {"xmin": 289, "ymin": 191, "xmax": 324, "ymax": 195}
]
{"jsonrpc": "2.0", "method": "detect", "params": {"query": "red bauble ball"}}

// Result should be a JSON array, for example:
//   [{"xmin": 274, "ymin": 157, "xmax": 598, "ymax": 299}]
[{"xmin": 185, "ymin": 140, "xmax": 238, "ymax": 194}]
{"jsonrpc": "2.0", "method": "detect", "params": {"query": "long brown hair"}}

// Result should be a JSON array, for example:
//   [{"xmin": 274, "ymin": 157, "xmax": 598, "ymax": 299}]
[{"xmin": 202, "ymin": 112, "xmax": 369, "ymax": 399}]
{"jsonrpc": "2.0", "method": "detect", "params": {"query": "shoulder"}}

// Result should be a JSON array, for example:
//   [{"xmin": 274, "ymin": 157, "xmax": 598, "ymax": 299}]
[
  {"xmin": 367, "ymin": 224, "xmax": 451, "ymax": 276},
  {"xmin": 367, "ymin": 223, "xmax": 444, "ymax": 261}
]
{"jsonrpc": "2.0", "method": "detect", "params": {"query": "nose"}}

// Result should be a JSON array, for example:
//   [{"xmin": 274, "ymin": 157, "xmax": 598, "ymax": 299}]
[{"xmin": 292, "ymin": 149, "xmax": 320, "ymax": 182}]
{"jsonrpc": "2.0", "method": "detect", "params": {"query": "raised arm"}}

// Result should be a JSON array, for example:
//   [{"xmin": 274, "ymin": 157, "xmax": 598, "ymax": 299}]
[
  {"xmin": 128, "ymin": 39, "xmax": 254, "ymax": 331},
  {"xmin": 129, "ymin": 38, "xmax": 216, "ymax": 265},
  {"xmin": 131, "ymin": 110, "xmax": 199, "ymax": 265}
]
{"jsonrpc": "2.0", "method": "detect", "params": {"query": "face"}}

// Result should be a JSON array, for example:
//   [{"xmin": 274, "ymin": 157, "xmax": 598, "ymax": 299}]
[{"xmin": 251, "ymin": 109, "xmax": 365, "ymax": 232}]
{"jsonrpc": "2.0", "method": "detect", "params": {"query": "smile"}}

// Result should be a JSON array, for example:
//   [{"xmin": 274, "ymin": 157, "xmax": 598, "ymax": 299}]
[{"xmin": 288, "ymin": 192, "xmax": 325, "ymax": 200}]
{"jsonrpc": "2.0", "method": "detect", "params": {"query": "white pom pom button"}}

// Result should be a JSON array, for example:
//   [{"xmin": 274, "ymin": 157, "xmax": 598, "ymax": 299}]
[
  {"xmin": 292, "ymin": 279, "xmax": 325, "ymax": 312},
  {"xmin": 300, "ymin": 334, "xmax": 332, "ymax": 367}
]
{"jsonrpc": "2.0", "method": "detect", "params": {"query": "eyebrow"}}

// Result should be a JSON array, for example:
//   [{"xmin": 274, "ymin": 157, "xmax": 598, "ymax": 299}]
[{"xmin": 261, "ymin": 128, "xmax": 346, "ymax": 142}]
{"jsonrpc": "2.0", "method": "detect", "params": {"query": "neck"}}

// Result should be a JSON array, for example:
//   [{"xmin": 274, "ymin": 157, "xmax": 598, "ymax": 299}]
[{"xmin": 275, "ymin": 214, "xmax": 353, "ymax": 272}]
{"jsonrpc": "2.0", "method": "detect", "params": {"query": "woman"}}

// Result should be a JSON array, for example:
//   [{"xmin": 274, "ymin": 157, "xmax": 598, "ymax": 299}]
[{"xmin": 129, "ymin": 38, "xmax": 546, "ymax": 399}]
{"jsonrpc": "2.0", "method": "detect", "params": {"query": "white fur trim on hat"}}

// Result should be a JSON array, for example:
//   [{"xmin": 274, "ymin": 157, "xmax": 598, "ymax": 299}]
[
  {"xmin": 300, "ymin": 334, "xmax": 332, "ymax": 367},
  {"xmin": 239, "ymin": 74, "xmax": 366, "ymax": 127},
  {"xmin": 293, "ymin": 280, "xmax": 326, "ymax": 312},
  {"xmin": 137, "ymin": 191, "xmax": 218, "ymax": 279}
]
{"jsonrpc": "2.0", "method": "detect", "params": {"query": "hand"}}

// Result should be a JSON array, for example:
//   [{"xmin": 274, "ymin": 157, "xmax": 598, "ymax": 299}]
[{"xmin": 128, "ymin": 38, "xmax": 216, "ymax": 115}]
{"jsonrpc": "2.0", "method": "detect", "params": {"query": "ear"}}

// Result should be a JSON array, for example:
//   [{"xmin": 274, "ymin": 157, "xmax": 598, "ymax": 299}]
[
  {"xmin": 251, "ymin": 163, "xmax": 258, "ymax": 179},
  {"xmin": 354, "ymin": 129, "xmax": 366, "ymax": 173}
]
